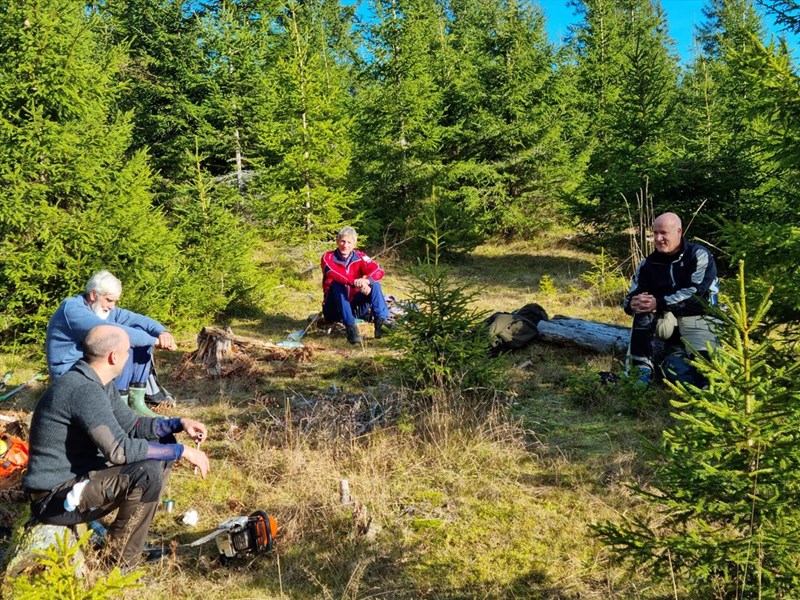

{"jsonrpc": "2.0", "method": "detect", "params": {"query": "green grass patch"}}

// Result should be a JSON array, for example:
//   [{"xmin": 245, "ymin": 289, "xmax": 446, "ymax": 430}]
[{"xmin": 0, "ymin": 237, "xmax": 679, "ymax": 599}]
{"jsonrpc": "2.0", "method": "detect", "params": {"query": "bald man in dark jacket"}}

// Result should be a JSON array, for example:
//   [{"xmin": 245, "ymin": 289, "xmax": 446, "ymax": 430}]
[{"xmin": 624, "ymin": 213, "xmax": 719, "ymax": 383}]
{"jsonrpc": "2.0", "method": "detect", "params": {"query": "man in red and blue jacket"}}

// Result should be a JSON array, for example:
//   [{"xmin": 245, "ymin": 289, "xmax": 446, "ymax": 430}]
[{"xmin": 321, "ymin": 226, "xmax": 391, "ymax": 344}]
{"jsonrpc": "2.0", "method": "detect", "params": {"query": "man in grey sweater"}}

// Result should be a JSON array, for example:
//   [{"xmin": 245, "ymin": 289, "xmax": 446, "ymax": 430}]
[{"xmin": 24, "ymin": 325, "xmax": 210, "ymax": 569}]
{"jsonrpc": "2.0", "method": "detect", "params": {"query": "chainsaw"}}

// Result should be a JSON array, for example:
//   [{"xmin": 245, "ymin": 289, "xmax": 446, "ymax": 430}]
[{"xmin": 186, "ymin": 511, "xmax": 278, "ymax": 560}]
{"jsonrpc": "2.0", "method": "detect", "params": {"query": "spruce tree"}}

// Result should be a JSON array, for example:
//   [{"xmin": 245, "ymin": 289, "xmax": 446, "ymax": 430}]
[
  {"xmin": 389, "ymin": 201, "xmax": 501, "ymax": 406},
  {"xmin": 442, "ymin": 0, "xmax": 585, "ymax": 239},
  {"xmin": 596, "ymin": 263, "xmax": 800, "ymax": 597},
  {"xmin": 169, "ymin": 149, "xmax": 267, "ymax": 322},
  {"xmin": 712, "ymin": 0, "xmax": 800, "ymax": 322},
  {"xmin": 99, "ymin": 0, "xmax": 209, "ymax": 185},
  {"xmin": 0, "ymin": 0, "xmax": 180, "ymax": 347},
  {"xmin": 251, "ymin": 0, "xmax": 358, "ymax": 243},
  {"xmin": 567, "ymin": 0, "xmax": 681, "ymax": 235},
  {"xmin": 197, "ymin": 0, "xmax": 281, "ymax": 191},
  {"xmin": 666, "ymin": 0, "xmax": 773, "ymax": 238},
  {"xmin": 350, "ymin": 0, "xmax": 447, "ymax": 243}
]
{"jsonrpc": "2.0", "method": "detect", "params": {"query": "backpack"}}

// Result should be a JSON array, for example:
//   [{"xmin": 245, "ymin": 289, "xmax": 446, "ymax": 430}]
[
  {"xmin": 486, "ymin": 303, "xmax": 549, "ymax": 356},
  {"xmin": 0, "ymin": 434, "xmax": 29, "ymax": 489}
]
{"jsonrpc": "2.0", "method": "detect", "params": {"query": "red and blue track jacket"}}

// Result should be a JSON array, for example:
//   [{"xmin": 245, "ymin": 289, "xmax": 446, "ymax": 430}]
[{"xmin": 321, "ymin": 249, "xmax": 385, "ymax": 302}]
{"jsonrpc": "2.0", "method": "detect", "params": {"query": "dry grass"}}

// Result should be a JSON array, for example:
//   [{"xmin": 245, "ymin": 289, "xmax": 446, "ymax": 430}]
[{"xmin": 0, "ymin": 236, "xmax": 676, "ymax": 599}]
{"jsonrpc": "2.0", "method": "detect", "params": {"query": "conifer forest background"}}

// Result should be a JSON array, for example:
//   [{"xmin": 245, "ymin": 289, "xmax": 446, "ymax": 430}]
[
  {"xmin": 1, "ymin": 0, "xmax": 800, "ymax": 342},
  {"xmin": 5, "ymin": 1, "xmax": 800, "ymax": 598}
]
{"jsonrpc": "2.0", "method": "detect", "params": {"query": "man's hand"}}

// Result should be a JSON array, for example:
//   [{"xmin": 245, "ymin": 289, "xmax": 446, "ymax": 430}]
[
  {"xmin": 180, "ymin": 418, "xmax": 208, "ymax": 444},
  {"xmin": 181, "ymin": 445, "xmax": 210, "ymax": 479},
  {"xmin": 354, "ymin": 278, "xmax": 371, "ymax": 295},
  {"xmin": 155, "ymin": 331, "xmax": 177, "ymax": 351},
  {"xmin": 629, "ymin": 293, "xmax": 657, "ymax": 314}
]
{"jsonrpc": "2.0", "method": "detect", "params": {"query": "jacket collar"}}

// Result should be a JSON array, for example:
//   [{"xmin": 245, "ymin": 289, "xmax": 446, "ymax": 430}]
[
  {"xmin": 652, "ymin": 238, "xmax": 687, "ymax": 263},
  {"xmin": 333, "ymin": 249, "xmax": 358, "ymax": 266},
  {"xmin": 69, "ymin": 360, "xmax": 117, "ymax": 397},
  {"xmin": 71, "ymin": 360, "xmax": 104, "ymax": 385}
]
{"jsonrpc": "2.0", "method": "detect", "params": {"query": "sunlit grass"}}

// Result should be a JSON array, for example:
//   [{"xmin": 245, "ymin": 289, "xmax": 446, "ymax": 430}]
[{"xmin": 0, "ymin": 235, "xmax": 677, "ymax": 599}]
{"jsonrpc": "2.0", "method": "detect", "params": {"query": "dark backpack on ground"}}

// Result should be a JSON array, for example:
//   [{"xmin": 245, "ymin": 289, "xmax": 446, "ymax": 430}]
[{"xmin": 486, "ymin": 303, "xmax": 549, "ymax": 356}]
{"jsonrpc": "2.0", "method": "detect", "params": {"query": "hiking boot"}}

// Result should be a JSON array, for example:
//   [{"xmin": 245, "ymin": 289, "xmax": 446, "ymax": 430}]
[
  {"xmin": 143, "ymin": 543, "xmax": 169, "ymax": 563},
  {"xmin": 345, "ymin": 324, "xmax": 363, "ymax": 344},
  {"xmin": 633, "ymin": 366, "xmax": 653, "ymax": 386},
  {"xmin": 146, "ymin": 382, "xmax": 176, "ymax": 408},
  {"xmin": 373, "ymin": 318, "xmax": 394, "ymax": 339}
]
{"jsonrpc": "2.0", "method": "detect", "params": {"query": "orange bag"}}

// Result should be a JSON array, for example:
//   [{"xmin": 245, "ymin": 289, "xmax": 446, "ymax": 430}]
[{"xmin": 0, "ymin": 434, "xmax": 29, "ymax": 488}]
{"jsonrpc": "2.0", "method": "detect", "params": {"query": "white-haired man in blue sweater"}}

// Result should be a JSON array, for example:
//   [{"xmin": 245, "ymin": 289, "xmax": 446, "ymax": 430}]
[{"xmin": 46, "ymin": 270, "xmax": 176, "ymax": 415}]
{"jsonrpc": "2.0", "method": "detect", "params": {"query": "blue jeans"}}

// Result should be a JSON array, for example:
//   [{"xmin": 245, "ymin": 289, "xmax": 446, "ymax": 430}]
[
  {"xmin": 323, "ymin": 281, "xmax": 390, "ymax": 326},
  {"xmin": 116, "ymin": 346, "xmax": 153, "ymax": 391}
]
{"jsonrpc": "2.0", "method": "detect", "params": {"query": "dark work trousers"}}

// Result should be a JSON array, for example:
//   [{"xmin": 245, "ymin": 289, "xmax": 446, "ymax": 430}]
[
  {"xmin": 323, "ymin": 281, "xmax": 390, "ymax": 326},
  {"xmin": 29, "ymin": 459, "xmax": 171, "ymax": 568},
  {"xmin": 117, "ymin": 346, "xmax": 153, "ymax": 392},
  {"xmin": 628, "ymin": 312, "xmax": 679, "ymax": 371}
]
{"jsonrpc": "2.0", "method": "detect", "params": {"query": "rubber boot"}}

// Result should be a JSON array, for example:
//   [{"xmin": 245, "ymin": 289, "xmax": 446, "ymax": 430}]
[
  {"xmin": 119, "ymin": 391, "xmax": 130, "ymax": 406},
  {"xmin": 129, "ymin": 383, "xmax": 160, "ymax": 418},
  {"xmin": 345, "ymin": 324, "xmax": 362, "ymax": 344}
]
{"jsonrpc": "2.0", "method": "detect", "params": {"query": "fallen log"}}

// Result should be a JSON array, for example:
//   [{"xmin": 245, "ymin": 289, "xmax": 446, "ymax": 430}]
[{"xmin": 536, "ymin": 317, "xmax": 630, "ymax": 355}]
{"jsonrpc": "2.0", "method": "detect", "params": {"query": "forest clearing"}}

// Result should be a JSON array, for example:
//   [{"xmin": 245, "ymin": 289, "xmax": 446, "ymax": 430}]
[
  {"xmin": 0, "ymin": 237, "xmax": 684, "ymax": 599},
  {"xmin": 2, "ymin": 0, "xmax": 800, "ymax": 597}
]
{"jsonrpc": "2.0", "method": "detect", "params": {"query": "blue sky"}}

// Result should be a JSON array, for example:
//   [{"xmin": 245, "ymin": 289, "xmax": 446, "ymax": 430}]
[{"xmin": 538, "ymin": 0, "xmax": 798, "ymax": 63}]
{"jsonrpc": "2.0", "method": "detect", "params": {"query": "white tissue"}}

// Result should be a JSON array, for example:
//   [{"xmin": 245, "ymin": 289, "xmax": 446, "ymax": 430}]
[
  {"xmin": 63, "ymin": 480, "xmax": 89, "ymax": 512},
  {"xmin": 182, "ymin": 509, "xmax": 199, "ymax": 526}
]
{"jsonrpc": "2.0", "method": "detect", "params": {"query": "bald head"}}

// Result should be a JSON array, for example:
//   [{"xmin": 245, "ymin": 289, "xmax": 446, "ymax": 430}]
[
  {"xmin": 653, "ymin": 212, "xmax": 683, "ymax": 255},
  {"xmin": 83, "ymin": 325, "xmax": 129, "ymax": 364},
  {"xmin": 654, "ymin": 212, "xmax": 681, "ymax": 231}
]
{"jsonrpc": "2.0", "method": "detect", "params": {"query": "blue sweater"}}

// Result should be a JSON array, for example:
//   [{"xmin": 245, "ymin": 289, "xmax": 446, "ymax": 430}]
[{"xmin": 46, "ymin": 294, "xmax": 166, "ymax": 381}]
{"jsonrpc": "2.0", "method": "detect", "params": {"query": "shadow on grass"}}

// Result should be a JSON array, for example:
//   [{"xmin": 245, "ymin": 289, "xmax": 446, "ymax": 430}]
[
  {"xmin": 190, "ymin": 303, "xmax": 319, "ymax": 342},
  {"xmin": 258, "ymin": 312, "xmax": 318, "ymax": 338},
  {"xmin": 221, "ymin": 517, "xmax": 560, "ymax": 600},
  {"xmin": 224, "ymin": 309, "xmax": 313, "ymax": 340}
]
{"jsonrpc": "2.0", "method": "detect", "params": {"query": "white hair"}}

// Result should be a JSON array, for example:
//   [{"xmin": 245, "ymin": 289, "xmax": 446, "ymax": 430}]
[
  {"xmin": 85, "ymin": 270, "xmax": 122, "ymax": 297},
  {"xmin": 337, "ymin": 226, "xmax": 357, "ymax": 245}
]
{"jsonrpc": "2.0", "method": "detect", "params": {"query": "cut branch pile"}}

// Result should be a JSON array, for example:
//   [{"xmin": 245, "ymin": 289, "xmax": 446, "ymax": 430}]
[
  {"xmin": 269, "ymin": 392, "xmax": 396, "ymax": 442},
  {"xmin": 175, "ymin": 326, "xmax": 315, "ymax": 378}
]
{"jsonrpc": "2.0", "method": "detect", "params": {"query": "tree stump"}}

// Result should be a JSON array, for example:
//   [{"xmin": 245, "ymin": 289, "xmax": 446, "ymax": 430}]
[
  {"xmin": 180, "ymin": 326, "xmax": 313, "ymax": 376},
  {"xmin": 191, "ymin": 326, "xmax": 235, "ymax": 375}
]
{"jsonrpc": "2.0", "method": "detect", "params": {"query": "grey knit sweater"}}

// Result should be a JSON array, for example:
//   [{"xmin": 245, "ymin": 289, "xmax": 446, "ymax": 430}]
[{"xmin": 23, "ymin": 361, "xmax": 161, "ymax": 492}]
